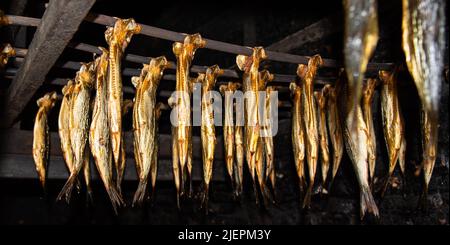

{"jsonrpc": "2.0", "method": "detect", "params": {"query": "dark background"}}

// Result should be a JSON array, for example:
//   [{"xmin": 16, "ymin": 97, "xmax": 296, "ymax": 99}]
[{"xmin": 0, "ymin": 0, "xmax": 448, "ymax": 224}]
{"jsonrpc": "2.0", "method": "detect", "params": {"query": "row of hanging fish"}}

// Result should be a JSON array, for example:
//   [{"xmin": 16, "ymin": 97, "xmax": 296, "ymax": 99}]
[{"xmin": 31, "ymin": 0, "xmax": 445, "ymax": 219}]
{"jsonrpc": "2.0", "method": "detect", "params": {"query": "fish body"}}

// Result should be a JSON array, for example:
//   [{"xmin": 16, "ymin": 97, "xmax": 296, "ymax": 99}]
[
  {"xmin": 340, "ymin": 75, "xmax": 379, "ymax": 219},
  {"xmin": 172, "ymin": 34, "xmax": 205, "ymax": 202},
  {"xmin": 89, "ymin": 48, "xmax": 124, "ymax": 213},
  {"xmin": 420, "ymin": 108, "xmax": 437, "ymax": 203},
  {"xmin": 343, "ymin": 0, "xmax": 379, "ymax": 129},
  {"xmin": 200, "ymin": 65, "xmax": 223, "ymax": 210},
  {"xmin": 57, "ymin": 62, "xmax": 96, "ymax": 203},
  {"xmin": 236, "ymin": 47, "xmax": 267, "ymax": 205},
  {"xmin": 220, "ymin": 82, "xmax": 243, "ymax": 198},
  {"xmin": 315, "ymin": 88, "xmax": 330, "ymax": 191},
  {"xmin": 132, "ymin": 56, "xmax": 168, "ymax": 206},
  {"xmin": 298, "ymin": 55, "xmax": 322, "ymax": 208},
  {"xmin": 116, "ymin": 99, "xmax": 134, "ymax": 194},
  {"xmin": 323, "ymin": 83, "xmax": 344, "ymax": 189},
  {"xmin": 33, "ymin": 91, "xmax": 57, "ymax": 189},
  {"xmin": 105, "ymin": 18, "xmax": 141, "ymax": 187},
  {"xmin": 290, "ymin": 82, "xmax": 306, "ymax": 194},
  {"xmin": 402, "ymin": 0, "xmax": 445, "ymax": 128},
  {"xmin": 362, "ymin": 78, "xmax": 378, "ymax": 186},
  {"xmin": 379, "ymin": 70, "xmax": 404, "ymax": 196},
  {"xmin": 59, "ymin": 81, "xmax": 76, "ymax": 178}
]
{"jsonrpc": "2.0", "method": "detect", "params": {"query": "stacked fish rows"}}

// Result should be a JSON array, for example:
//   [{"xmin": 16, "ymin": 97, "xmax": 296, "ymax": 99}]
[{"xmin": 30, "ymin": 0, "xmax": 446, "ymax": 219}]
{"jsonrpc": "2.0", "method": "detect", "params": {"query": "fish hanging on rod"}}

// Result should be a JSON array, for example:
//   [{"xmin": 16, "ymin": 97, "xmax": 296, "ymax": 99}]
[
  {"xmin": 343, "ymin": 0, "xmax": 379, "ymax": 130},
  {"xmin": 339, "ymin": 72, "xmax": 379, "ymax": 219},
  {"xmin": 402, "ymin": 0, "xmax": 445, "ymax": 205},
  {"xmin": 290, "ymin": 82, "xmax": 306, "ymax": 196},
  {"xmin": 105, "ymin": 18, "xmax": 141, "ymax": 194},
  {"xmin": 151, "ymin": 102, "xmax": 168, "ymax": 201},
  {"xmin": 59, "ymin": 80, "xmax": 82, "ymax": 193},
  {"xmin": 0, "ymin": 43, "xmax": 15, "ymax": 69},
  {"xmin": 199, "ymin": 65, "xmax": 223, "ymax": 211},
  {"xmin": 132, "ymin": 57, "xmax": 169, "ymax": 206},
  {"xmin": 298, "ymin": 55, "xmax": 322, "ymax": 208},
  {"xmin": 33, "ymin": 91, "xmax": 57, "ymax": 190},
  {"xmin": 116, "ymin": 99, "xmax": 134, "ymax": 195},
  {"xmin": 260, "ymin": 71, "xmax": 275, "ymax": 202},
  {"xmin": 379, "ymin": 70, "xmax": 405, "ymax": 197},
  {"xmin": 315, "ymin": 87, "xmax": 329, "ymax": 194},
  {"xmin": 322, "ymin": 82, "xmax": 344, "ymax": 191},
  {"xmin": 362, "ymin": 78, "xmax": 378, "ymax": 187},
  {"xmin": 219, "ymin": 82, "xmax": 242, "ymax": 198},
  {"xmin": 57, "ymin": 61, "xmax": 96, "ymax": 203},
  {"xmin": 171, "ymin": 34, "xmax": 206, "ymax": 206},
  {"xmin": 89, "ymin": 48, "xmax": 124, "ymax": 213},
  {"xmin": 236, "ymin": 47, "xmax": 267, "ymax": 205}
]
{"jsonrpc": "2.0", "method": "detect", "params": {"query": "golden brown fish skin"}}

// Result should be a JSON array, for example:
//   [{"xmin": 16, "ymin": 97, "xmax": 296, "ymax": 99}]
[
  {"xmin": 402, "ymin": 0, "xmax": 445, "ymax": 129},
  {"xmin": 132, "ymin": 57, "xmax": 168, "ymax": 206},
  {"xmin": 420, "ymin": 108, "xmax": 437, "ymax": 204},
  {"xmin": 259, "ymin": 74, "xmax": 275, "ymax": 203},
  {"xmin": 200, "ymin": 65, "xmax": 224, "ymax": 210},
  {"xmin": 298, "ymin": 55, "xmax": 322, "ymax": 208},
  {"xmin": 105, "ymin": 18, "xmax": 141, "ymax": 182},
  {"xmin": 219, "ymin": 82, "xmax": 242, "ymax": 197},
  {"xmin": 116, "ymin": 99, "xmax": 134, "ymax": 195},
  {"xmin": 343, "ymin": 0, "xmax": 379, "ymax": 130},
  {"xmin": 172, "ymin": 34, "xmax": 206, "ymax": 200},
  {"xmin": 33, "ymin": 92, "xmax": 57, "ymax": 189},
  {"xmin": 315, "ymin": 88, "xmax": 330, "ymax": 191},
  {"xmin": 323, "ymin": 83, "xmax": 344, "ymax": 190},
  {"xmin": 379, "ymin": 70, "xmax": 404, "ymax": 197},
  {"xmin": 362, "ymin": 78, "xmax": 378, "ymax": 186},
  {"xmin": 59, "ymin": 81, "xmax": 75, "ymax": 177},
  {"xmin": 236, "ymin": 54, "xmax": 259, "ymax": 200},
  {"xmin": 290, "ymin": 82, "xmax": 307, "ymax": 194},
  {"xmin": 150, "ymin": 102, "xmax": 167, "ymax": 200},
  {"xmin": 0, "ymin": 43, "xmax": 15, "ymax": 68},
  {"xmin": 89, "ymin": 49, "xmax": 124, "ymax": 213},
  {"xmin": 340, "ymin": 75, "xmax": 379, "ymax": 219},
  {"xmin": 236, "ymin": 47, "xmax": 267, "ymax": 205},
  {"xmin": 57, "ymin": 62, "xmax": 96, "ymax": 203},
  {"xmin": 234, "ymin": 120, "xmax": 245, "ymax": 198}
]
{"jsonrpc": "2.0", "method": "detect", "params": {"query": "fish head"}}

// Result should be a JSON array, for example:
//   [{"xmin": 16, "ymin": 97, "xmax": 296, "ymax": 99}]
[
  {"xmin": 77, "ymin": 62, "xmax": 96, "ymax": 88},
  {"xmin": 148, "ymin": 56, "xmax": 169, "ymax": 82},
  {"xmin": 104, "ymin": 26, "xmax": 114, "ymax": 46},
  {"xmin": 62, "ymin": 80, "xmax": 74, "ymax": 96},
  {"xmin": 205, "ymin": 65, "xmax": 223, "ymax": 88},
  {"xmin": 236, "ymin": 54, "xmax": 252, "ymax": 73},
  {"xmin": 259, "ymin": 70, "xmax": 274, "ymax": 89},
  {"xmin": 1, "ymin": 43, "xmax": 15, "ymax": 57},
  {"xmin": 296, "ymin": 64, "xmax": 308, "ymax": 81},
  {"xmin": 37, "ymin": 91, "xmax": 58, "ymax": 109},
  {"xmin": 252, "ymin": 47, "xmax": 267, "ymax": 66},
  {"xmin": 185, "ymin": 33, "xmax": 206, "ymax": 50},
  {"xmin": 307, "ymin": 55, "xmax": 323, "ymax": 76}
]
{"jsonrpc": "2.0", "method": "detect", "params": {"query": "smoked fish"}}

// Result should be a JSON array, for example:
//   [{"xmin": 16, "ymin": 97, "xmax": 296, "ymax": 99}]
[
  {"xmin": 33, "ymin": 91, "xmax": 57, "ymax": 189},
  {"xmin": 315, "ymin": 88, "xmax": 330, "ymax": 191},
  {"xmin": 200, "ymin": 65, "xmax": 224, "ymax": 210},
  {"xmin": 172, "ymin": 34, "xmax": 206, "ymax": 202},
  {"xmin": 132, "ymin": 57, "xmax": 168, "ymax": 206},
  {"xmin": 343, "ymin": 0, "xmax": 379, "ymax": 130},
  {"xmin": 57, "ymin": 61, "xmax": 96, "ymax": 203},
  {"xmin": 290, "ymin": 82, "xmax": 306, "ymax": 194},
  {"xmin": 105, "ymin": 18, "xmax": 141, "ymax": 191},
  {"xmin": 298, "ymin": 55, "xmax": 322, "ymax": 208},
  {"xmin": 0, "ymin": 43, "xmax": 15, "ymax": 68},
  {"xmin": 362, "ymin": 78, "xmax": 378, "ymax": 186},
  {"xmin": 379, "ymin": 70, "xmax": 405, "ymax": 197},
  {"xmin": 89, "ymin": 48, "xmax": 124, "ymax": 213}
]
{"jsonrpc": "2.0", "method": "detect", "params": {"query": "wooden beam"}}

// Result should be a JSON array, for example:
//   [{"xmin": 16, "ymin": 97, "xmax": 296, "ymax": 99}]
[
  {"xmin": 1, "ymin": 0, "xmax": 96, "ymax": 127},
  {"xmin": 266, "ymin": 14, "xmax": 342, "ymax": 53}
]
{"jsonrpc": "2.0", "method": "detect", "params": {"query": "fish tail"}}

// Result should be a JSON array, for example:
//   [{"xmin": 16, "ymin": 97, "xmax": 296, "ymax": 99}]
[
  {"xmin": 56, "ymin": 172, "xmax": 79, "ymax": 203},
  {"xmin": 105, "ymin": 185, "xmax": 124, "ymax": 215},
  {"xmin": 86, "ymin": 185, "xmax": 94, "ymax": 205},
  {"xmin": 417, "ymin": 183, "xmax": 429, "ymax": 210},
  {"xmin": 302, "ymin": 182, "xmax": 313, "ymax": 209},
  {"xmin": 360, "ymin": 185, "xmax": 379, "ymax": 220},
  {"xmin": 201, "ymin": 182, "xmax": 210, "ymax": 213},
  {"xmin": 132, "ymin": 178, "xmax": 149, "ymax": 207}
]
